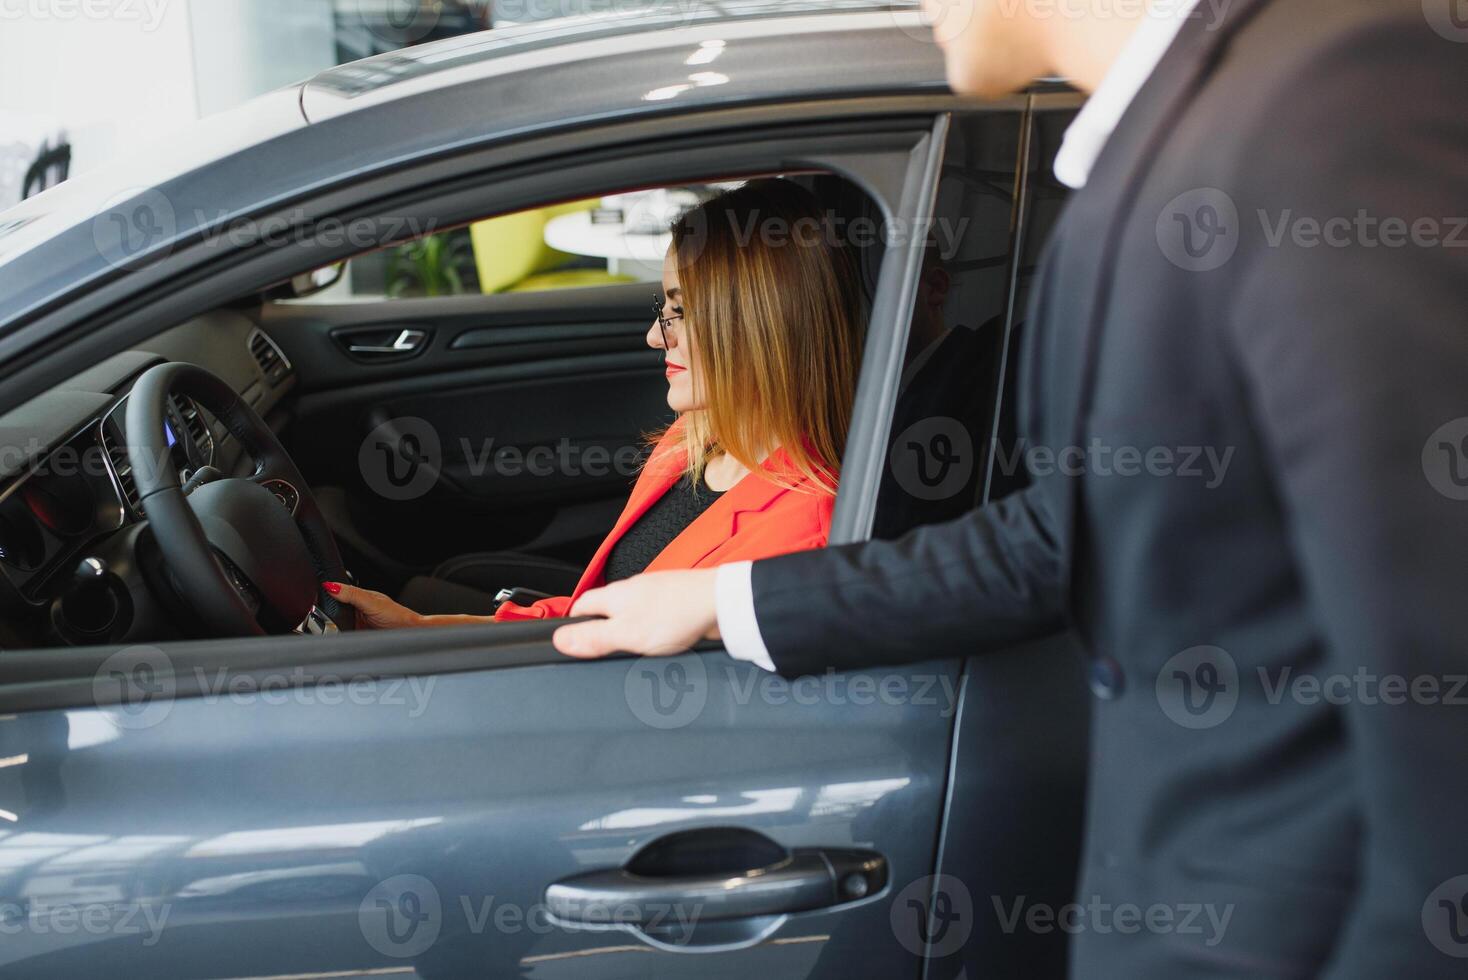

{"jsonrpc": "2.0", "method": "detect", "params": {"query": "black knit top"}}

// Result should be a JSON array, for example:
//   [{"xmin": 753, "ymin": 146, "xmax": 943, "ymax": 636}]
[{"xmin": 603, "ymin": 473, "xmax": 726, "ymax": 584}]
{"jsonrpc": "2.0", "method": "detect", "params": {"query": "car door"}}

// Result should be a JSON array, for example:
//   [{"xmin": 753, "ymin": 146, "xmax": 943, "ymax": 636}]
[
  {"xmin": 0, "ymin": 114, "xmax": 976, "ymax": 979},
  {"xmin": 0, "ymin": 637, "xmax": 962, "ymax": 979}
]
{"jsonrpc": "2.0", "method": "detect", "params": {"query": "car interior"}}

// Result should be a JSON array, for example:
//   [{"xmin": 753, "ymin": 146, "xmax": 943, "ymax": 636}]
[{"xmin": 0, "ymin": 109, "xmax": 1065, "ymax": 653}]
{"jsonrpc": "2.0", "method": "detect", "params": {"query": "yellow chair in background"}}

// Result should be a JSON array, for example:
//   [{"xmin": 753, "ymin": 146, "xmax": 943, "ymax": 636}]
[{"xmin": 469, "ymin": 199, "xmax": 635, "ymax": 294}]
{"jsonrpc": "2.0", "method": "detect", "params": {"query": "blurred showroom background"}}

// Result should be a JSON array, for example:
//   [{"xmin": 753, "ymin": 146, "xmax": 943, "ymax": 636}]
[
  {"xmin": 0, "ymin": 1, "xmax": 865, "ymax": 300},
  {"xmin": 3, "ymin": 0, "xmax": 840, "ymax": 203},
  {"xmin": 1, "ymin": 1, "xmax": 511, "ymax": 207}
]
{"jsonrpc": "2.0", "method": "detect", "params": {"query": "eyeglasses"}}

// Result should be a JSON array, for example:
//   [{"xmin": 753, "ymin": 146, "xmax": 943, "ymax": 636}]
[{"xmin": 653, "ymin": 294, "xmax": 684, "ymax": 348}]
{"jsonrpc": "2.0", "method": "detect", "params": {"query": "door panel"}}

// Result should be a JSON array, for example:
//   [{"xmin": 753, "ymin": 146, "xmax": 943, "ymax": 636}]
[
  {"xmin": 263, "ymin": 283, "xmax": 672, "ymax": 574},
  {"xmin": 263, "ymin": 284, "xmax": 661, "ymax": 392},
  {"xmin": 0, "ymin": 649, "xmax": 959, "ymax": 979},
  {"xmin": 0, "ymin": 111, "xmax": 984, "ymax": 980}
]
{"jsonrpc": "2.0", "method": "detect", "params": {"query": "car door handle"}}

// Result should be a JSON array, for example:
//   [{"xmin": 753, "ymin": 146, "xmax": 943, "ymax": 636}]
[
  {"xmin": 546, "ymin": 845, "xmax": 887, "ymax": 925},
  {"xmin": 334, "ymin": 327, "xmax": 430, "ymax": 360},
  {"xmin": 347, "ymin": 328, "xmax": 427, "ymax": 354}
]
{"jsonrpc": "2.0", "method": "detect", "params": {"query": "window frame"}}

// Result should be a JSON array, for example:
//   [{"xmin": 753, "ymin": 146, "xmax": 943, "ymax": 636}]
[{"xmin": 0, "ymin": 99, "xmax": 1015, "ymax": 706}]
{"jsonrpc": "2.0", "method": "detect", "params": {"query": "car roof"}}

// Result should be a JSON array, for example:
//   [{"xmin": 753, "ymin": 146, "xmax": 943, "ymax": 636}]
[
  {"xmin": 0, "ymin": 1, "xmax": 954, "ymax": 334},
  {"xmin": 304, "ymin": 0, "xmax": 917, "ymax": 112},
  {"xmin": 301, "ymin": 0, "xmax": 921, "ymax": 119}
]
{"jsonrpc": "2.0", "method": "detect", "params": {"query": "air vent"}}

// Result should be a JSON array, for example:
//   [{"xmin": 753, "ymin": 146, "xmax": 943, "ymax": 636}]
[
  {"xmin": 99, "ymin": 421, "xmax": 141, "ymax": 517},
  {"xmin": 174, "ymin": 396, "xmax": 214, "ymax": 464},
  {"xmin": 248, "ymin": 329, "xmax": 292, "ymax": 385}
]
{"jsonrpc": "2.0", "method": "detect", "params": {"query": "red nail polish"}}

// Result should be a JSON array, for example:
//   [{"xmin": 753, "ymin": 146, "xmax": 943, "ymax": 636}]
[{"xmin": 323, "ymin": 582, "xmax": 341, "ymax": 595}]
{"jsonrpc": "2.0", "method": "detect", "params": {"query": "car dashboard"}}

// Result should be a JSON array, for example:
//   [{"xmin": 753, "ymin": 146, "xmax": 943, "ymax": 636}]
[{"xmin": 0, "ymin": 310, "xmax": 295, "ymax": 649}]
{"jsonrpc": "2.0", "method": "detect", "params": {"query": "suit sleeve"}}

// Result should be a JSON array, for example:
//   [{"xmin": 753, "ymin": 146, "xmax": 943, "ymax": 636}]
[
  {"xmin": 750, "ymin": 481, "xmax": 1067, "ymax": 677},
  {"xmin": 1221, "ymin": 21, "xmax": 1468, "ymax": 977}
]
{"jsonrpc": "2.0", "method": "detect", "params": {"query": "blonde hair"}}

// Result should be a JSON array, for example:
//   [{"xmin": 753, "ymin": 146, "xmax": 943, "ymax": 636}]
[{"xmin": 661, "ymin": 179, "xmax": 867, "ymax": 495}]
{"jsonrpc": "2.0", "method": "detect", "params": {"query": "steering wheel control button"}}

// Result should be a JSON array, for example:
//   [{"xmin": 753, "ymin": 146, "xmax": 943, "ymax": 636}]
[
  {"xmin": 260, "ymin": 479, "xmax": 300, "ymax": 515},
  {"xmin": 223, "ymin": 557, "xmax": 252, "ymax": 591}
]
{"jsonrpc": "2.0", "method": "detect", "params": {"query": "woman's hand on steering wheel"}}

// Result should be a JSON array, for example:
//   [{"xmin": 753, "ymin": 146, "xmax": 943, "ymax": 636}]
[{"xmin": 324, "ymin": 582, "xmax": 426, "ymax": 630}]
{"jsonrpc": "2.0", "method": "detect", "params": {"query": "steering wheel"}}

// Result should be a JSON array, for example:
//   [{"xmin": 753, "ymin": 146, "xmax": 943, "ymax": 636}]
[{"xmin": 126, "ymin": 362, "xmax": 355, "ymax": 636}]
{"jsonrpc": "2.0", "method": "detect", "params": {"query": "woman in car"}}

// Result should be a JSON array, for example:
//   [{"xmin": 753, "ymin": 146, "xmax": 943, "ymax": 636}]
[{"xmin": 328, "ymin": 178, "xmax": 867, "ymax": 628}]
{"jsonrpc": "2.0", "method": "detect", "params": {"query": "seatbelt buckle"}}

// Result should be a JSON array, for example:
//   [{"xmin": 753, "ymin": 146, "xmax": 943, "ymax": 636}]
[{"xmin": 491, "ymin": 586, "xmax": 553, "ymax": 612}]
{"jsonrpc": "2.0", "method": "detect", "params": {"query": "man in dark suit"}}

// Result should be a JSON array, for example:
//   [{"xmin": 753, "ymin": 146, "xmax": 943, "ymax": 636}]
[{"xmin": 554, "ymin": 0, "xmax": 1468, "ymax": 974}]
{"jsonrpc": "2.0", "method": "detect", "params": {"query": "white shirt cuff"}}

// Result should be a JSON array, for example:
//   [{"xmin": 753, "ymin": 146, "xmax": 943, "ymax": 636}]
[{"xmin": 715, "ymin": 561, "xmax": 777, "ymax": 673}]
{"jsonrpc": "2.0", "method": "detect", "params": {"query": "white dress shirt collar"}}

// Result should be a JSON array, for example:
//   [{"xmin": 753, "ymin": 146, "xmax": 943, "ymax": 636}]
[{"xmin": 1053, "ymin": 0, "xmax": 1204, "ymax": 189}]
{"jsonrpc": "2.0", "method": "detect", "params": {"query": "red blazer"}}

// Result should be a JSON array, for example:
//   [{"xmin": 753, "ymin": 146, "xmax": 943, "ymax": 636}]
[{"xmin": 494, "ymin": 421, "xmax": 833, "ymax": 621}]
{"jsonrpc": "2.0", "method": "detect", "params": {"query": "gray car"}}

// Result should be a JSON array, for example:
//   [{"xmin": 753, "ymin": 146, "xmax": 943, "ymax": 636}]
[{"xmin": 0, "ymin": 3, "xmax": 1090, "ymax": 976}]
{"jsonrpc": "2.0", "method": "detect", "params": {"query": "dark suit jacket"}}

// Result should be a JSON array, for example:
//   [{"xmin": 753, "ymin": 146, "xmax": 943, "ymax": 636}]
[{"xmin": 749, "ymin": 0, "xmax": 1468, "ymax": 975}]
